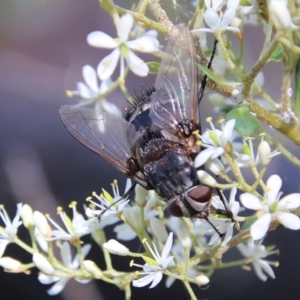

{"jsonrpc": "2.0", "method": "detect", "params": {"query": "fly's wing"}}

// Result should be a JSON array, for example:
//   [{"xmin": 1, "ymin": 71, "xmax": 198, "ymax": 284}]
[
  {"xmin": 59, "ymin": 105, "xmax": 148, "ymax": 188},
  {"xmin": 150, "ymin": 24, "xmax": 198, "ymax": 133}
]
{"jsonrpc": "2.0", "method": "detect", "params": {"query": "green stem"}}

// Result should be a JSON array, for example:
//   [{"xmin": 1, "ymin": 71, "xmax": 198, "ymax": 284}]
[
  {"xmin": 14, "ymin": 237, "xmax": 35, "ymax": 254},
  {"xmin": 75, "ymin": 242, "xmax": 84, "ymax": 271},
  {"xmin": 183, "ymin": 280, "xmax": 197, "ymax": 300},
  {"xmin": 264, "ymin": 133, "xmax": 300, "ymax": 168},
  {"xmin": 215, "ymin": 32, "xmax": 235, "ymax": 69},
  {"xmin": 243, "ymin": 34, "xmax": 280, "ymax": 98},
  {"xmin": 248, "ymin": 101, "xmax": 300, "ymax": 146}
]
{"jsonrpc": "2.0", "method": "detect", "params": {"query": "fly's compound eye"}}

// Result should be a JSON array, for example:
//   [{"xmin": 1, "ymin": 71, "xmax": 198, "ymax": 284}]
[
  {"xmin": 188, "ymin": 185, "xmax": 213, "ymax": 203},
  {"xmin": 167, "ymin": 185, "xmax": 213, "ymax": 218}
]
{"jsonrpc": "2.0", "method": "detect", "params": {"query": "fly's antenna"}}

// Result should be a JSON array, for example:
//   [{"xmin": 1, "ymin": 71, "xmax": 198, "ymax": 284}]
[{"xmin": 198, "ymin": 39, "xmax": 218, "ymax": 105}]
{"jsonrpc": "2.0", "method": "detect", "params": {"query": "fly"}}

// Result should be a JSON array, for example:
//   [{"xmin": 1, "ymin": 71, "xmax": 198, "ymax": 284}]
[{"xmin": 59, "ymin": 24, "xmax": 232, "ymax": 234}]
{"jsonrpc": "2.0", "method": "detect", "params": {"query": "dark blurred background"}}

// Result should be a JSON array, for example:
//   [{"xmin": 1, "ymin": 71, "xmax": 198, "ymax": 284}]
[{"xmin": 0, "ymin": 0, "xmax": 300, "ymax": 299}]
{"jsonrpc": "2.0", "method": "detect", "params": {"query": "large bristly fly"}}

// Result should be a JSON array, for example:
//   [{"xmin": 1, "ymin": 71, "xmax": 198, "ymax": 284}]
[{"xmin": 59, "ymin": 24, "xmax": 230, "ymax": 231}]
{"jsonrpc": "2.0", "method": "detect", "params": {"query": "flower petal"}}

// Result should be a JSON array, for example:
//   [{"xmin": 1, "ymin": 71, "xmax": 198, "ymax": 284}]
[
  {"xmin": 118, "ymin": 14, "xmax": 134, "ymax": 42},
  {"xmin": 38, "ymin": 273, "xmax": 59, "ymax": 284},
  {"xmin": 237, "ymin": 242, "xmax": 251, "ymax": 257},
  {"xmin": 60, "ymin": 241, "xmax": 72, "ymax": 267},
  {"xmin": 276, "ymin": 212, "xmax": 300, "ymax": 230},
  {"xmin": 258, "ymin": 259, "xmax": 275, "ymax": 279},
  {"xmin": 114, "ymin": 223, "xmax": 137, "ymax": 241},
  {"xmin": 252, "ymin": 261, "xmax": 268, "ymax": 281},
  {"xmin": 127, "ymin": 36, "xmax": 159, "ymax": 52},
  {"xmin": 77, "ymin": 82, "xmax": 93, "ymax": 99},
  {"xmin": 221, "ymin": 223, "xmax": 233, "ymax": 246},
  {"xmin": 149, "ymin": 271, "xmax": 163, "ymax": 288},
  {"xmin": 87, "ymin": 31, "xmax": 118, "ymax": 48},
  {"xmin": 125, "ymin": 49, "xmax": 149, "ymax": 77},
  {"xmin": 221, "ymin": 119, "xmax": 235, "ymax": 145},
  {"xmin": 82, "ymin": 65, "xmax": 98, "ymax": 92},
  {"xmin": 265, "ymin": 175, "xmax": 282, "ymax": 205},
  {"xmin": 161, "ymin": 232, "xmax": 173, "ymax": 262},
  {"xmin": 97, "ymin": 48, "xmax": 120, "ymax": 80},
  {"xmin": 278, "ymin": 194, "xmax": 300, "ymax": 210},
  {"xmin": 204, "ymin": 8, "xmax": 220, "ymax": 31},
  {"xmin": 210, "ymin": 147, "xmax": 224, "ymax": 159},
  {"xmin": 47, "ymin": 279, "xmax": 69, "ymax": 296},
  {"xmin": 240, "ymin": 193, "xmax": 264, "ymax": 210},
  {"xmin": 220, "ymin": 8, "xmax": 236, "ymax": 29},
  {"xmin": 100, "ymin": 99, "xmax": 122, "ymax": 116},
  {"xmin": 132, "ymin": 272, "xmax": 157, "ymax": 287},
  {"xmin": 194, "ymin": 147, "xmax": 216, "ymax": 167},
  {"xmin": 0, "ymin": 240, "xmax": 9, "ymax": 258},
  {"xmin": 250, "ymin": 213, "xmax": 272, "ymax": 240}
]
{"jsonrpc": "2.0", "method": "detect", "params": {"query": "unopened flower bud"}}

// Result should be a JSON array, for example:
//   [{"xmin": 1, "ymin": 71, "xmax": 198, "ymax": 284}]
[
  {"xmin": 269, "ymin": 0, "xmax": 294, "ymax": 29},
  {"xmin": 33, "ymin": 211, "xmax": 52, "ymax": 238},
  {"xmin": 83, "ymin": 260, "xmax": 103, "ymax": 278},
  {"xmin": 175, "ymin": 220, "xmax": 191, "ymax": 249},
  {"xmin": 150, "ymin": 217, "xmax": 168, "ymax": 243},
  {"xmin": 195, "ymin": 274, "xmax": 210, "ymax": 286},
  {"xmin": 258, "ymin": 140, "xmax": 271, "ymax": 166},
  {"xmin": 103, "ymin": 239, "xmax": 129, "ymax": 256},
  {"xmin": 33, "ymin": 253, "xmax": 54, "ymax": 275},
  {"xmin": 0, "ymin": 257, "xmax": 21, "ymax": 271},
  {"xmin": 34, "ymin": 228, "xmax": 48, "ymax": 252},
  {"xmin": 197, "ymin": 171, "xmax": 217, "ymax": 187},
  {"xmin": 134, "ymin": 184, "xmax": 148, "ymax": 207},
  {"xmin": 21, "ymin": 204, "xmax": 33, "ymax": 228},
  {"xmin": 205, "ymin": 158, "xmax": 225, "ymax": 175}
]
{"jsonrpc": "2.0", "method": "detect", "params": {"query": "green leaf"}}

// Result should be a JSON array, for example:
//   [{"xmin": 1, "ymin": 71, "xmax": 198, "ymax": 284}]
[
  {"xmin": 146, "ymin": 61, "xmax": 160, "ymax": 74},
  {"xmin": 198, "ymin": 64, "xmax": 241, "ymax": 86},
  {"xmin": 293, "ymin": 56, "xmax": 300, "ymax": 115},
  {"xmin": 219, "ymin": 104, "xmax": 239, "ymax": 114},
  {"xmin": 268, "ymin": 44, "xmax": 283, "ymax": 62},
  {"xmin": 226, "ymin": 106, "xmax": 260, "ymax": 136}
]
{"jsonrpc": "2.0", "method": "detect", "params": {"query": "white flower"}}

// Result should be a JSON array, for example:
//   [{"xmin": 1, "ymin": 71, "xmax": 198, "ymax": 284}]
[
  {"xmin": 269, "ymin": 0, "xmax": 298, "ymax": 29},
  {"xmin": 87, "ymin": 14, "xmax": 159, "ymax": 79},
  {"xmin": 67, "ymin": 65, "xmax": 121, "ymax": 116},
  {"xmin": 86, "ymin": 179, "xmax": 131, "ymax": 231},
  {"xmin": 47, "ymin": 202, "xmax": 92, "ymax": 244},
  {"xmin": 208, "ymin": 188, "xmax": 240, "ymax": 246},
  {"xmin": 195, "ymin": 119, "xmax": 236, "ymax": 167},
  {"xmin": 240, "ymin": 175, "xmax": 300, "ymax": 240},
  {"xmin": 167, "ymin": 217, "xmax": 191, "ymax": 249},
  {"xmin": 131, "ymin": 232, "xmax": 174, "ymax": 288},
  {"xmin": 0, "ymin": 203, "xmax": 22, "ymax": 257},
  {"xmin": 38, "ymin": 242, "xmax": 91, "ymax": 295},
  {"xmin": 237, "ymin": 239, "xmax": 277, "ymax": 281},
  {"xmin": 150, "ymin": 217, "xmax": 169, "ymax": 244},
  {"xmin": 114, "ymin": 190, "xmax": 159, "ymax": 241},
  {"xmin": 235, "ymin": 139, "xmax": 280, "ymax": 168},
  {"xmin": 192, "ymin": 7, "xmax": 240, "ymax": 34}
]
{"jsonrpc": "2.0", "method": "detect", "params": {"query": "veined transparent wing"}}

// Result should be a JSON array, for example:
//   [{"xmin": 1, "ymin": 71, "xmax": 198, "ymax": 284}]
[
  {"xmin": 150, "ymin": 24, "xmax": 198, "ymax": 133},
  {"xmin": 59, "ymin": 105, "xmax": 148, "ymax": 188}
]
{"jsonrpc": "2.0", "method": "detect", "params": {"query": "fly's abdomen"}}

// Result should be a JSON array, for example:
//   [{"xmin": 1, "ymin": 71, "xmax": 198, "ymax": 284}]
[{"xmin": 143, "ymin": 147, "xmax": 197, "ymax": 199}]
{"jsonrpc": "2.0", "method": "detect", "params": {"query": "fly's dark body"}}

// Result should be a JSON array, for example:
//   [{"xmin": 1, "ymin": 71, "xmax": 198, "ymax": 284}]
[{"xmin": 59, "ymin": 24, "xmax": 223, "ymax": 222}]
